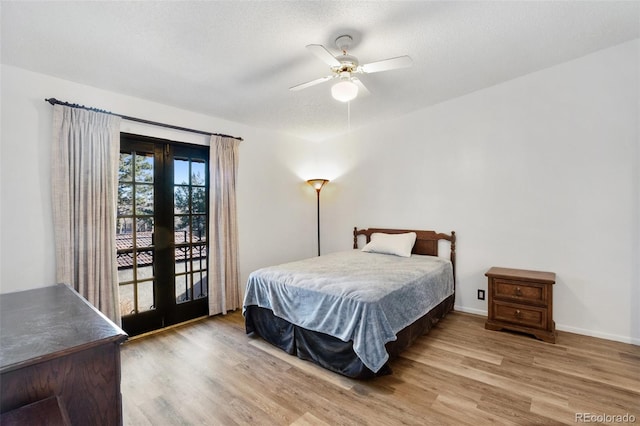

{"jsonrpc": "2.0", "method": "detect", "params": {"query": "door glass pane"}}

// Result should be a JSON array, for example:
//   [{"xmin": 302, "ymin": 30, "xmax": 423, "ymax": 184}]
[
  {"xmin": 136, "ymin": 219, "xmax": 154, "ymax": 247},
  {"xmin": 184, "ymin": 255, "xmax": 193, "ymax": 273},
  {"xmin": 175, "ymin": 217, "xmax": 190, "ymax": 243},
  {"xmin": 193, "ymin": 250, "xmax": 205, "ymax": 274},
  {"xmin": 137, "ymin": 280, "xmax": 155, "ymax": 313},
  {"xmin": 194, "ymin": 245, "xmax": 207, "ymax": 262},
  {"xmin": 175, "ymin": 245, "xmax": 188, "ymax": 264},
  {"xmin": 192, "ymin": 216, "xmax": 206, "ymax": 241},
  {"xmin": 118, "ymin": 183, "xmax": 133, "ymax": 215},
  {"xmin": 191, "ymin": 161, "xmax": 205, "ymax": 185},
  {"xmin": 119, "ymin": 283, "xmax": 135, "ymax": 316},
  {"xmin": 192, "ymin": 187, "xmax": 206, "ymax": 213},
  {"xmin": 135, "ymin": 153, "xmax": 154, "ymax": 183},
  {"xmin": 175, "ymin": 273, "xmax": 190, "ymax": 303},
  {"xmin": 194, "ymin": 270, "xmax": 207, "ymax": 300},
  {"xmin": 174, "ymin": 159, "xmax": 190, "ymax": 185},
  {"xmin": 119, "ymin": 153, "xmax": 133, "ymax": 182},
  {"xmin": 135, "ymin": 184, "xmax": 154, "ymax": 215},
  {"xmin": 174, "ymin": 186, "xmax": 189, "ymax": 214},
  {"xmin": 117, "ymin": 251, "xmax": 134, "ymax": 270},
  {"xmin": 136, "ymin": 250, "xmax": 154, "ymax": 280},
  {"xmin": 116, "ymin": 218, "xmax": 134, "ymax": 249}
]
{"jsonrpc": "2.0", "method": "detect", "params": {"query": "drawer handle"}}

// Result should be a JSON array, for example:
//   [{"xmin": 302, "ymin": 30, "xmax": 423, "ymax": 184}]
[
  {"xmin": 515, "ymin": 287, "xmax": 522, "ymax": 296},
  {"xmin": 514, "ymin": 309, "xmax": 522, "ymax": 318}
]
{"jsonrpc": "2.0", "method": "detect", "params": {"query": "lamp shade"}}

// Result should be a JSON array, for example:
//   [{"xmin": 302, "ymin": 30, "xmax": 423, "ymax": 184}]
[
  {"xmin": 331, "ymin": 80, "xmax": 358, "ymax": 102},
  {"xmin": 306, "ymin": 179, "xmax": 329, "ymax": 191}
]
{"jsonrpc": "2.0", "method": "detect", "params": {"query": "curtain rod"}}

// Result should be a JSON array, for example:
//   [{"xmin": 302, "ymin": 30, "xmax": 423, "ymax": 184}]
[{"xmin": 44, "ymin": 98, "xmax": 243, "ymax": 141}]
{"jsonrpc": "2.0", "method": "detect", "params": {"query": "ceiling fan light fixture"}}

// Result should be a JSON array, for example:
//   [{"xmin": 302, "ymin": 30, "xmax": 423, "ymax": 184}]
[{"xmin": 331, "ymin": 80, "xmax": 358, "ymax": 102}]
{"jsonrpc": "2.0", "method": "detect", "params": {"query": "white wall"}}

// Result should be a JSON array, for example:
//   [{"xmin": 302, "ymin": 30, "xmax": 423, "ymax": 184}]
[
  {"xmin": 2, "ymin": 39, "xmax": 638, "ymax": 345},
  {"xmin": 319, "ymin": 39, "xmax": 639, "ymax": 344},
  {"xmin": 0, "ymin": 64, "xmax": 318, "ymax": 295}
]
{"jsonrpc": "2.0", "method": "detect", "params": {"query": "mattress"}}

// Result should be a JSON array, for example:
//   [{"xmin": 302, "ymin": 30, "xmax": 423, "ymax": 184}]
[{"xmin": 242, "ymin": 250, "xmax": 454, "ymax": 372}]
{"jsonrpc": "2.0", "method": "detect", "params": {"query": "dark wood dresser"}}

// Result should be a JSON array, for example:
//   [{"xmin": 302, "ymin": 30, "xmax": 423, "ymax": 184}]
[
  {"xmin": 484, "ymin": 267, "xmax": 556, "ymax": 343},
  {"xmin": 0, "ymin": 284, "xmax": 128, "ymax": 425}
]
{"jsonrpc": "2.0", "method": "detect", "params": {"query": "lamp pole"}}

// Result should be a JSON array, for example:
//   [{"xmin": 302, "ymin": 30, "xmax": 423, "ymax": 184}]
[
  {"xmin": 306, "ymin": 179, "xmax": 328, "ymax": 256},
  {"xmin": 315, "ymin": 188, "xmax": 321, "ymax": 256}
]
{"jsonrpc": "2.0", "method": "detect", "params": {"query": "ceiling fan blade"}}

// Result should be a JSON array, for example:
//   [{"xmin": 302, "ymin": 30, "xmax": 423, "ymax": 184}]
[
  {"xmin": 352, "ymin": 77, "xmax": 370, "ymax": 97},
  {"xmin": 289, "ymin": 75, "xmax": 334, "ymax": 91},
  {"xmin": 306, "ymin": 44, "xmax": 341, "ymax": 67},
  {"xmin": 361, "ymin": 55, "xmax": 413, "ymax": 74}
]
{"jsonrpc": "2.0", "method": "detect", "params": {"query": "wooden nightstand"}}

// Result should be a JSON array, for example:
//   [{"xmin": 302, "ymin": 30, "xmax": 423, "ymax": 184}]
[{"xmin": 484, "ymin": 267, "xmax": 556, "ymax": 343}]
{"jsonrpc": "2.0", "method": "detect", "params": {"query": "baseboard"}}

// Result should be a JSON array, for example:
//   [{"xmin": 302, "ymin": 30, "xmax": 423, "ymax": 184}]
[
  {"xmin": 453, "ymin": 305, "xmax": 487, "ymax": 316},
  {"xmin": 452, "ymin": 305, "xmax": 639, "ymax": 346},
  {"xmin": 555, "ymin": 324, "xmax": 640, "ymax": 346}
]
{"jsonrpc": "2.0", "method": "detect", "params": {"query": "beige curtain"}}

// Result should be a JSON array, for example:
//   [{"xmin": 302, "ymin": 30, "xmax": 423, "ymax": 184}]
[
  {"xmin": 51, "ymin": 105, "xmax": 122, "ymax": 325},
  {"xmin": 208, "ymin": 135, "xmax": 241, "ymax": 315}
]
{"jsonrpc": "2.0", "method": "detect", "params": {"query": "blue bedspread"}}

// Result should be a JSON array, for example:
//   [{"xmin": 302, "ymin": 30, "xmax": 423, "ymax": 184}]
[{"xmin": 242, "ymin": 250, "xmax": 454, "ymax": 372}]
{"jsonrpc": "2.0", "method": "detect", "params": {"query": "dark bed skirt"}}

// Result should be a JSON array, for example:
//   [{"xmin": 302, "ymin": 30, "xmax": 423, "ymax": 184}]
[{"xmin": 244, "ymin": 294, "xmax": 455, "ymax": 379}]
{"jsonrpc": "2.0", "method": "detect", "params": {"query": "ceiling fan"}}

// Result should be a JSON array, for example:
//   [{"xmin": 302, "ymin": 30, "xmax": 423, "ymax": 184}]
[{"xmin": 290, "ymin": 35, "xmax": 413, "ymax": 102}]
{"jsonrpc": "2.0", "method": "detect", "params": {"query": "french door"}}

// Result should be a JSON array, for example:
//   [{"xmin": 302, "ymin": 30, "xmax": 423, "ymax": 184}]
[{"xmin": 117, "ymin": 133, "xmax": 209, "ymax": 336}]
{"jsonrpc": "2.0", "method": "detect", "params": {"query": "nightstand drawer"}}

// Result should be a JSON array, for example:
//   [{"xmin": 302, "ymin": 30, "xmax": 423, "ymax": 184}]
[
  {"xmin": 492, "ymin": 300, "xmax": 548, "ymax": 329},
  {"xmin": 494, "ymin": 279, "xmax": 546, "ymax": 304}
]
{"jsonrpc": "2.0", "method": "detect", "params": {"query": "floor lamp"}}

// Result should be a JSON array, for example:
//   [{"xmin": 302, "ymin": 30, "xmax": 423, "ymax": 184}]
[{"xmin": 306, "ymin": 179, "xmax": 329, "ymax": 256}]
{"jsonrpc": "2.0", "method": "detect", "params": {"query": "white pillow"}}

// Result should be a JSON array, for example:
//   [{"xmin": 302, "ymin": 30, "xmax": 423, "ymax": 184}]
[{"xmin": 361, "ymin": 232, "xmax": 417, "ymax": 257}]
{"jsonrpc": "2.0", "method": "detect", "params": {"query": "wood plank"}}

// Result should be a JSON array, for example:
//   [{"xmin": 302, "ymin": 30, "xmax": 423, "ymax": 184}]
[{"xmin": 120, "ymin": 311, "xmax": 640, "ymax": 425}]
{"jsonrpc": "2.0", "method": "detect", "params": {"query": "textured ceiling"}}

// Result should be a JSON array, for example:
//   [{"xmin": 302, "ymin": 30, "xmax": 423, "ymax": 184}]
[{"xmin": 2, "ymin": 1, "xmax": 638, "ymax": 141}]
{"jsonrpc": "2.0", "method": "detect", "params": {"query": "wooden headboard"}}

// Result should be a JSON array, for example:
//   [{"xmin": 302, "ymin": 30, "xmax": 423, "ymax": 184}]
[{"xmin": 353, "ymin": 227, "xmax": 456, "ymax": 271}]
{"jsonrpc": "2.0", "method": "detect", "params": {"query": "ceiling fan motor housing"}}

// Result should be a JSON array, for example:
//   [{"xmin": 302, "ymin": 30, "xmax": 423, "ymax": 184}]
[
  {"xmin": 334, "ymin": 35, "xmax": 359, "ymax": 73},
  {"xmin": 335, "ymin": 54, "xmax": 359, "ymax": 73}
]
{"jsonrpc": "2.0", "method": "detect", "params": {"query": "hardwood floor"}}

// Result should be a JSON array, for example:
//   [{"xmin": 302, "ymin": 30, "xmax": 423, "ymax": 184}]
[{"xmin": 120, "ymin": 311, "xmax": 640, "ymax": 425}]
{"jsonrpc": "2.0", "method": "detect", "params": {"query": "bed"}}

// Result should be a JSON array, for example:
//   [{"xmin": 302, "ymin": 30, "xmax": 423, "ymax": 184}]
[{"xmin": 243, "ymin": 227, "xmax": 456, "ymax": 378}]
